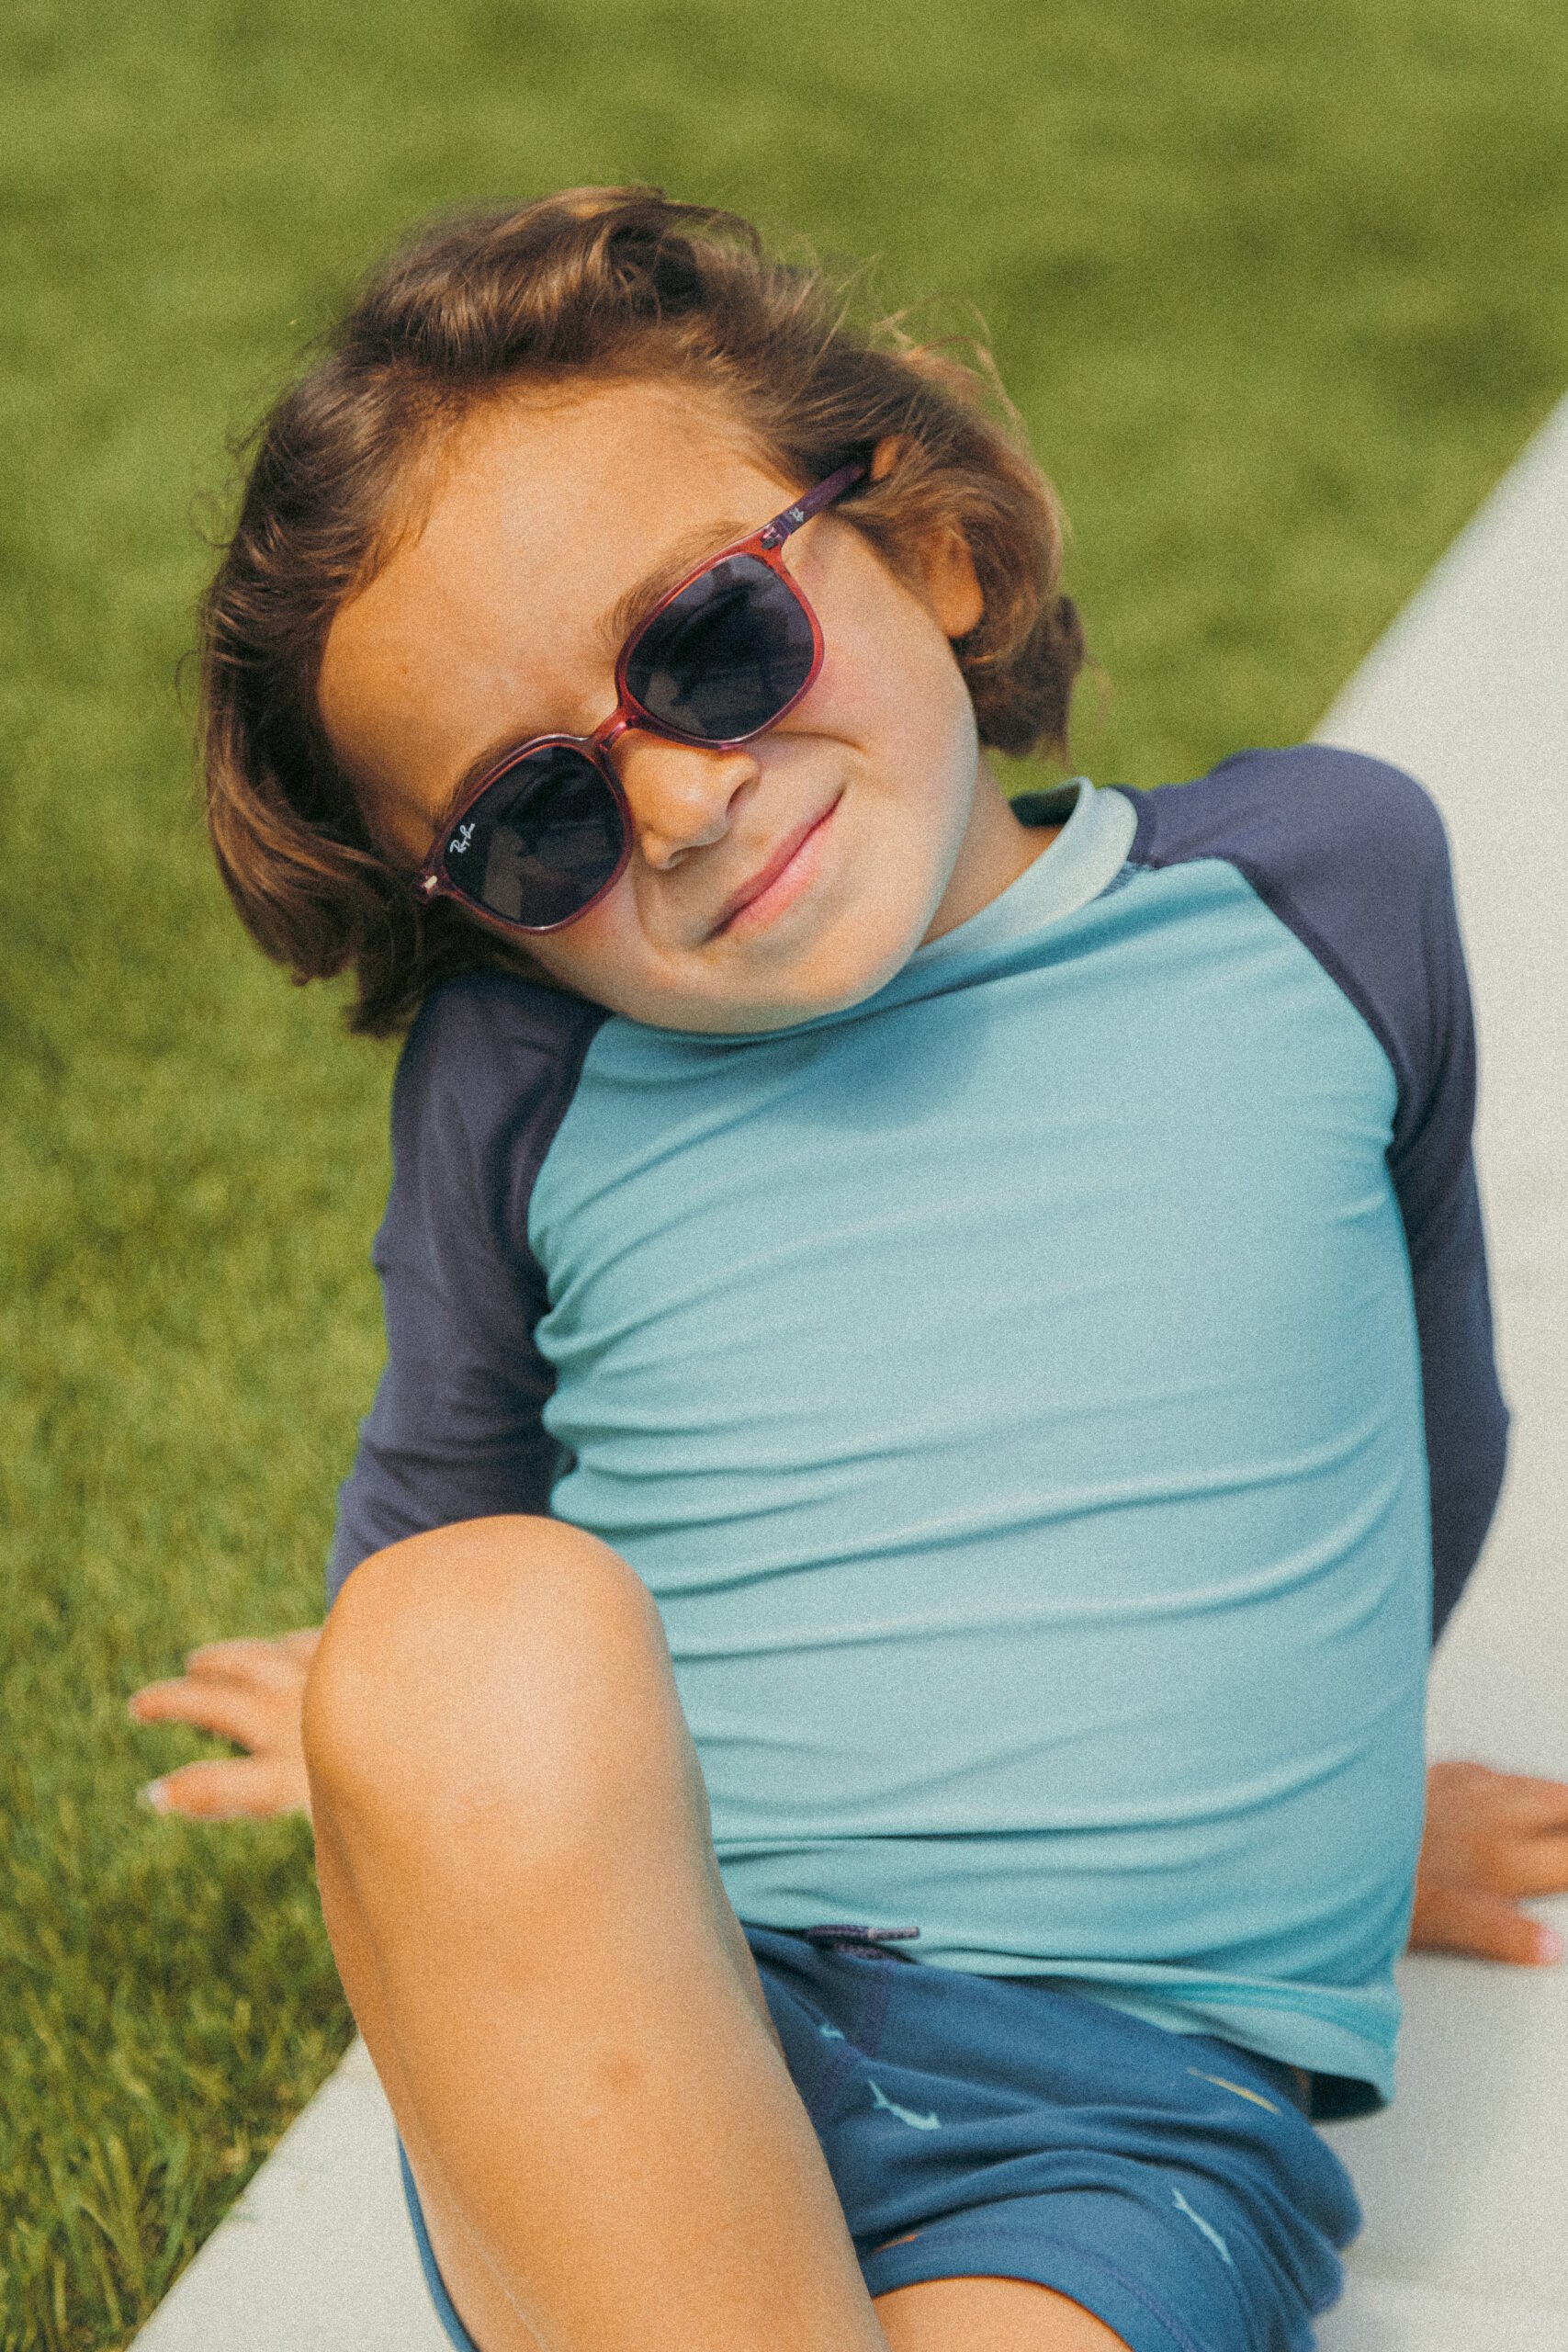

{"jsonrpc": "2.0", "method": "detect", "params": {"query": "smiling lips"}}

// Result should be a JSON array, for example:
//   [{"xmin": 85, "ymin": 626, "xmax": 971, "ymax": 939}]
[{"xmin": 709, "ymin": 794, "xmax": 843, "ymax": 938}]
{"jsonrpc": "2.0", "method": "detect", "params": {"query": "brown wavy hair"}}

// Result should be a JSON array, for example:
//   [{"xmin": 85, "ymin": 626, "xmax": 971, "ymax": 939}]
[{"xmin": 200, "ymin": 187, "xmax": 1086, "ymax": 1035}]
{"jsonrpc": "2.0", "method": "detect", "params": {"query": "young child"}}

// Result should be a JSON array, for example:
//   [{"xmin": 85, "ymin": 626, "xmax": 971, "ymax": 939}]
[{"xmin": 130, "ymin": 187, "xmax": 1564, "ymax": 2352}]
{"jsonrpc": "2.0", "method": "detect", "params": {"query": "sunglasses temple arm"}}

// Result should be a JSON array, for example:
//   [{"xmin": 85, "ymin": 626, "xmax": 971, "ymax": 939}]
[{"xmin": 757, "ymin": 458, "xmax": 868, "ymax": 549}]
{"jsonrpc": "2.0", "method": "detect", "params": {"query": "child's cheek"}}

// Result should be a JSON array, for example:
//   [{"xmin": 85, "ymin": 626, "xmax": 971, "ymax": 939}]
[{"xmin": 519, "ymin": 897, "xmax": 641, "ymax": 1017}]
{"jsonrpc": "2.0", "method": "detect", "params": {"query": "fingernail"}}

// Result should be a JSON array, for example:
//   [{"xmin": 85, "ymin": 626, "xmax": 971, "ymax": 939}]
[
  {"xmin": 138, "ymin": 1780, "xmax": 169, "ymax": 1814},
  {"xmin": 1535, "ymin": 1926, "xmax": 1564, "ymax": 1964}
]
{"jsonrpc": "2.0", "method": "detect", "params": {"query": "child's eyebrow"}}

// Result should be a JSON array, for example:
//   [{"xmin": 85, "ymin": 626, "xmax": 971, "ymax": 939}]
[{"xmin": 598, "ymin": 516, "xmax": 753, "ymax": 656}]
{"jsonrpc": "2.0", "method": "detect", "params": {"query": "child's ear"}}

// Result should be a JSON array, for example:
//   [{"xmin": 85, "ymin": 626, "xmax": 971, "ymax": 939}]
[
  {"xmin": 868, "ymin": 436, "xmax": 984, "ymax": 642},
  {"xmin": 918, "ymin": 526, "xmax": 985, "ymax": 642}
]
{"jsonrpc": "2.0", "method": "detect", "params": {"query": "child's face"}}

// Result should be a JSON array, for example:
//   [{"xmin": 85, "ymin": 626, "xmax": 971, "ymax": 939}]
[{"xmin": 318, "ymin": 379, "xmax": 1046, "ymax": 1033}]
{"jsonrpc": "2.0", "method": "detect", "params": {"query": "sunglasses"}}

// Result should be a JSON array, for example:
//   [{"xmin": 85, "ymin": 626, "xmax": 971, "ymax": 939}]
[{"xmin": 414, "ymin": 458, "xmax": 867, "ymax": 933}]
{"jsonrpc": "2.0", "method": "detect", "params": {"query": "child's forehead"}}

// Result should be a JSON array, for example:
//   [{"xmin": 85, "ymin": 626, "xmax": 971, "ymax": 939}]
[
  {"xmin": 429, "ymin": 375, "xmax": 787, "ymax": 545},
  {"xmin": 335, "ymin": 376, "xmax": 796, "ymax": 684}
]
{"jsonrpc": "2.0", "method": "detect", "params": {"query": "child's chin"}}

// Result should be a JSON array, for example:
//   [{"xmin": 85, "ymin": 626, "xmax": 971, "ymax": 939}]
[
  {"xmin": 694, "ymin": 955, "xmax": 915, "ymax": 1036},
  {"xmin": 608, "ymin": 910, "xmax": 929, "ymax": 1035}
]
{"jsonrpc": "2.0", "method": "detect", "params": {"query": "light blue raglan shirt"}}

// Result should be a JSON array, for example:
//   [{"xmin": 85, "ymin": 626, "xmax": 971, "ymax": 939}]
[{"xmin": 330, "ymin": 748, "xmax": 1507, "ymax": 2109}]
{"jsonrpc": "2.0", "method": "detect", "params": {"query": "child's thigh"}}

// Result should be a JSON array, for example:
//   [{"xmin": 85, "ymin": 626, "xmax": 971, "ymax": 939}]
[{"xmin": 875, "ymin": 2274, "xmax": 1131, "ymax": 2349}]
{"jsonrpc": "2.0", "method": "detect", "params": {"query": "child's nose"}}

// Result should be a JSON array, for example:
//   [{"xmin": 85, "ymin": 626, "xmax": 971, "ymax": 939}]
[{"xmin": 615, "ymin": 736, "xmax": 760, "ymax": 871}]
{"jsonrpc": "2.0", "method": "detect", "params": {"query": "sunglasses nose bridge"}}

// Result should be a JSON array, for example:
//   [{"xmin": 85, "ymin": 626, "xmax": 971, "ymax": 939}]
[{"xmin": 592, "ymin": 710, "xmax": 634, "ymax": 757}]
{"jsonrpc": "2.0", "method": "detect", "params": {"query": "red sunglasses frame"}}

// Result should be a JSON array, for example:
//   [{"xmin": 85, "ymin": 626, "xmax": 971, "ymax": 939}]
[{"xmin": 414, "ymin": 458, "xmax": 867, "ymax": 933}]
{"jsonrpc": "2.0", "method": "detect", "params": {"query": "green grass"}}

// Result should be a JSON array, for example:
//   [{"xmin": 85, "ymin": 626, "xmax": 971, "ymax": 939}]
[{"xmin": 3, "ymin": 0, "xmax": 1567, "ymax": 2342}]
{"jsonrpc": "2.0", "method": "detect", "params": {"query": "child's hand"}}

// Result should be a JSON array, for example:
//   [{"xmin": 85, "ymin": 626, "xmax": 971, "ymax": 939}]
[
  {"xmin": 1410, "ymin": 1759, "xmax": 1568, "ymax": 1965},
  {"xmin": 129, "ymin": 1630, "xmax": 320, "ymax": 1820}
]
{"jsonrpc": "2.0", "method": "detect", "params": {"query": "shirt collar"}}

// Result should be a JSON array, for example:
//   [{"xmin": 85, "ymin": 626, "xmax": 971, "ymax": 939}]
[{"xmin": 907, "ymin": 780, "xmax": 1137, "ymax": 969}]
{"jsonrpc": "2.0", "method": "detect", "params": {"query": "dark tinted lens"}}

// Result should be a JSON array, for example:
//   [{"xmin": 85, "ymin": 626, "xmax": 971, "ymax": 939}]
[
  {"xmin": 623, "ymin": 554, "xmax": 817, "ymax": 741},
  {"xmin": 442, "ymin": 746, "xmax": 624, "ymax": 928}
]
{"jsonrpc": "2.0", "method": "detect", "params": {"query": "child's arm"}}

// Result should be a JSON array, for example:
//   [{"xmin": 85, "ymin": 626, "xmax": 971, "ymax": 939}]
[
  {"xmin": 130, "ymin": 1631, "xmax": 317, "ymax": 1818},
  {"xmin": 127, "ymin": 978, "xmax": 598, "ymax": 1820}
]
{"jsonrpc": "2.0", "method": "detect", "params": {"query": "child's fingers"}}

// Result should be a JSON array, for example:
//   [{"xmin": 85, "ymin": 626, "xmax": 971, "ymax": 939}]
[
  {"xmin": 1490, "ymin": 1771, "xmax": 1568, "ymax": 1832},
  {"xmin": 1428, "ymin": 1759, "xmax": 1568, "ymax": 1826},
  {"xmin": 181, "ymin": 1630, "xmax": 320, "ymax": 1688},
  {"xmin": 129, "ymin": 1676, "xmax": 291, "ymax": 1754},
  {"xmin": 140, "ymin": 1755, "xmax": 310, "ymax": 1822},
  {"xmin": 1423, "ymin": 1761, "xmax": 1568, "ymax": 1893},
  {"xmin": 1489, "ymin": 1827, "xmax": 1568, "ymax": 1899},
  {"xmin": 1407, "ymin": 1882, "xmax": 1564, "ymax": 1967}
]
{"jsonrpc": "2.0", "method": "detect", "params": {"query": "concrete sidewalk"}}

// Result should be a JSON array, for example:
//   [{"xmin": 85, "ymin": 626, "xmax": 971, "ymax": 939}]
[
  {"xmin": 1307, "ymin": 394, "xmax": 1568, "ymax": 2345},
  {"xmin": 132, "ymin": 398, "xmax": 1568, "ymax": 2352}
]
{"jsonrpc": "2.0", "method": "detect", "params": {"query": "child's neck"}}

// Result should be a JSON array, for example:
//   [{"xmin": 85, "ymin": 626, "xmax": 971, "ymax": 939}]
[{"xmin": 920, "ymin": 763, "xmax": 1064, "ymax": 945}]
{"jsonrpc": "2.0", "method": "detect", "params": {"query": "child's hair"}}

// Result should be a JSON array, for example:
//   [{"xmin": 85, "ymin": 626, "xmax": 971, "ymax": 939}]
[{"xmin": 201, "ymin": 187, "xmax": 1086, "ymax": 1035}]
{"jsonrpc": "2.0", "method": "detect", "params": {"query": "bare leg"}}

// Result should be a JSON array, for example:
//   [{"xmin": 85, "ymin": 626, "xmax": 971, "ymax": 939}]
[
  {"xmin": 307, "ymin": 1520, "xmax": 1130, "ymax": 2352},
  {"xmin": 304, "ymin": 1517, "xmax": 887, "ymax": 2352},
  {"xmin": 875, "ymin": 2278, "xmax": 1129, "ymax": 2350}
]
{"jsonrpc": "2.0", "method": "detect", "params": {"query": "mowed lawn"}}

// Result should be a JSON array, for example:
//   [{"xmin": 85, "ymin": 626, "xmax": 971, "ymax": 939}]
[{"xmin": 4, "ymin": 1, "xmax": 1567, "ymax": 2343}]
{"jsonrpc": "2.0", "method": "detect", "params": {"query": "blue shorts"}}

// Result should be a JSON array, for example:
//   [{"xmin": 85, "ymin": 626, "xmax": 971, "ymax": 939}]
[{"xmin": 400, "ymin": 1921, "xmax": 1361, "ymax": 2352}]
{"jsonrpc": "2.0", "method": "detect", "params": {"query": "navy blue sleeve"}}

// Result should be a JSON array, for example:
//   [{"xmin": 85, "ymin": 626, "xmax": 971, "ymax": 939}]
[
  {"xmin": 1125, "ymin": 745, "xmax": 1508, "ymax": 1641},
  {"xmin": 325, "ymin": 972, "xmax": 606, "ymax": 1605}
]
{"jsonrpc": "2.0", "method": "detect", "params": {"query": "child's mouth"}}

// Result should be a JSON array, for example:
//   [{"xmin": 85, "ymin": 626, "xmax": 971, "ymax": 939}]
[{"xmin": 709, "ymin": 793, "xmax": 843, "ymax": 939}]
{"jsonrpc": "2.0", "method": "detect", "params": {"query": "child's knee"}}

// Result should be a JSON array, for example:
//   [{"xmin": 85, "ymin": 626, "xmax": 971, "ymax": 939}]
[{"xmin": 304, "ymin": 1515, "xmax": 678, "ymax": 1849}]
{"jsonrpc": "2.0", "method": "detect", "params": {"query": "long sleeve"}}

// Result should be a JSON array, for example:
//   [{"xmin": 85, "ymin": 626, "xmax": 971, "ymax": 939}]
[
  {"xmin": 1125, "ymin": 745, "xmax": 1508, "ymax": 1639},
  {"xmin": 325, "ymin": 973, "xmax": 606, "ymax": 1605},
  {"xmin": 1373, "ymin": 786, "xmax": 1509, "ymax": 1639}
]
